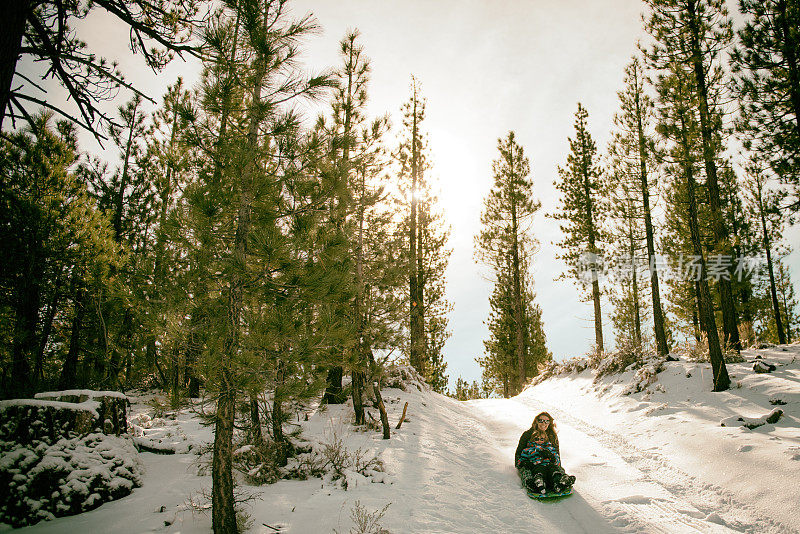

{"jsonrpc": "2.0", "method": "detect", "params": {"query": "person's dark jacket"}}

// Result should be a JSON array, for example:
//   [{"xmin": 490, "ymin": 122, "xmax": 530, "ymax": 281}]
[
  {"xmin": 515, "ymin": 427, "xmax": 561, "ymax": 467},
  {"xmin": 518, "ymin": 441, "xmax": 560, "ymax": 468}
]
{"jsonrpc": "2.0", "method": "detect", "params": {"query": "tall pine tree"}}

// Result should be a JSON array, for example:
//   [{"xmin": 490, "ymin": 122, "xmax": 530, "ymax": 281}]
[
  {"xmin": 476, "ymin": 131, "xmax": 548, "ymax": 394},
  {"xmin": 551, "ymin": 104, "xmax": 609, "ymax": 354}
]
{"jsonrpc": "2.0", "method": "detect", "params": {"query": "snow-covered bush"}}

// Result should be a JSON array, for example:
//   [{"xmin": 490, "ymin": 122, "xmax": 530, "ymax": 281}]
[
  {"xmin": 680, "ymin": 333, "xmax": 745, "ymax": 363},
  {"xmin": 593, "ymin": 342, "xmax": 647, "ymax": 380},
  {"xmin": 0, "ymin": 433, "xmax": 143, "ymax": 527},
  {"xmin": 383, "ymin": 365, "xmax": 430, "ymax": 392},
  {"xmin": 622, "ymin": 358, "xmax": 666, "ymax": 395},
  {"xmin": 528, "ymin": 357, "xmax": 589, "ymax": 386},
  {"xmin": 334, "ymin": 500, "xmax": 392, "ymax": 534},
  {"xmin": 233, "ymin": 440, "xmax": 287, "ymax": 485}
]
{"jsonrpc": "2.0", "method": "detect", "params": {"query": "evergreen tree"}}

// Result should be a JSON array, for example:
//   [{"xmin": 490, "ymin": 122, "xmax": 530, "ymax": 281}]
[
  {"xmin": 550, "ymin": 103, "xmax": 609, "ymax": 353},
  {"xmin": 606, "ymin": 162, "xmax": 648, "ymax": 351},
  {"xmin": 0, "ymin": 113, "xmax": 118, "ymax": 398},
  {"xmin": 743, "ymin": 160, "xmax": 789, "ymax": 343},
  {"xmin": 651, "ymin": 51, "xmax": 731, "ymax": 390},
  {"xmin": 610, "ymin": 57, "xmax": 670, "ymax": 356},
  {"xmin": 476, "ymin": 132, "xmax": 548, "ymax": 393},
  {"xmin": 478, "ymin": 258, "xmax": 550, "ymax": 398},
  {"xmin": 184, "ymin": 3, "xmax": 330, "ymax": 530},
  {"xmin": 396, "ymin": 77, "xmax": 452, "ymax": 383},
  {"xmin": 138, "ymin": 79, "xmax": 194, "ymax": 401},
  {"xmin": 643, "ymin": 0, "xmax": 742, "ymax": 354},
  {"xmin": 732, "ymin": 0, "xmax": 800, "ymax": 210}
]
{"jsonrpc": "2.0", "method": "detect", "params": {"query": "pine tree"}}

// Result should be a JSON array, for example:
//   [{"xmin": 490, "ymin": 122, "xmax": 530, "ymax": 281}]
[
  {"xmin": 185, "ymin": 3, "xmax": 330, "ymax": 530},
  {"xmin": 610, "ymin": 57, "xmax": 670, "ymax": 356},
  {"xmin": 743, "ymin": 160, "xmax": 788, "ymax": 343},
  {"xmin": 397, "ymin": 76, "xmax": 427, "ymax": 375},
  {"xmin": 651, "ymin": 52, "xmax": 731, "ymax": 390},
  {"xmin": 643, "ymin": 0, "xmax": 742, "ymax": 354},
  {"xmin": 551, "ymin": 103, "xmax": 609, "ymax": 353},
  {"xmin": 396, "ymin": 77, "xmax": 452, "ymax": 382},
  {"xmin": 138, "ymin": 79, "xmax": 194, "ymax": 401},
  {"xmin": 732, "ymin": 0, "xmax": 800, "ymax": 210},
  {"xmin": 0, "ymin": 113, "xmax": 118, "ymax": 398},
  {"xmin": 606, "ymin": 163, "xmax": 648, "ymax": 351},
  {"xmin": 476, "ymin": 132, "xmax": 547, "ymax": 393}
]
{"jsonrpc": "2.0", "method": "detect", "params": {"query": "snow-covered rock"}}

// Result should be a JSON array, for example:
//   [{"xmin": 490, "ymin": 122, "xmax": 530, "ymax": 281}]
[{"xmin": 0, "ymin": 433, "xmax": 143, "ymax": 527}]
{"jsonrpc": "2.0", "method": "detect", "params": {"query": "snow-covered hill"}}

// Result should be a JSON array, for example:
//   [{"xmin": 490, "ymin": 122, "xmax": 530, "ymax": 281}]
[{"xmin": 9, "ymin": 344, "xmax": 800, "ymax": 533}]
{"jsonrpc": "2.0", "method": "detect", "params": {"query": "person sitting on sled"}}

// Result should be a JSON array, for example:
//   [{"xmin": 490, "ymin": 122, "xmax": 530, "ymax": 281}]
[{"xmin": 515, "ymin": 413, "xmax": 576, "ymax": 494}]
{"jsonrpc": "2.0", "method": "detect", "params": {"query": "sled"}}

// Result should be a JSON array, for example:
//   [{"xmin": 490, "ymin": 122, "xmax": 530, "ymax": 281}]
[{"xmin": 525, "ymin": 486, "xmax": 573, "ymax": 500}]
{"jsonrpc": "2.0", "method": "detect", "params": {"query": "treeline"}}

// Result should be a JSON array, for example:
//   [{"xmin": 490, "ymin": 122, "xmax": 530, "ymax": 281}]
[
  {"xmin": 543, "ymin": 0, "xmax": 800, "ymax": 393},
  {"xmin": 1, "ymin": 1, "xmax": 454, "ymax": 530},
  {"xmin": 452, "ymin": 0, "xmax": 799, "ymax": 401}
]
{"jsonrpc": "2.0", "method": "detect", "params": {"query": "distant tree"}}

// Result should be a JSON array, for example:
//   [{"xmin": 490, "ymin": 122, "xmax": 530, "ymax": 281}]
[
  {"xmin": 397, "ymin": 76, "xmax": 427, "ymax": 375},
  {"xmin": 550, "ymin": 103, "xmax": 609, "ymax": 353},
  {"xmin": 606, "ymin": 164, "xmax": 648, "ymax": 350},
  {"xmin": 478, "ymin": 259, "xmax": 550, "ymax": 398},
  {"xmin": 396, "ymin": 77, "xmax": 452, "ymax": 382},
  {"xmin": 742, "ymin": 160, "xmax": 787, "ymax": 344},
  {"xmin": 0, "ymin": 0, "xmax": 201, "ymax": 137},
  {"xmin": 476, "ymin": 131, "xmax": 548, "ymax": 393},
  {"xmin": 775, "ymin": 259, "xmax": 798, "ymax": 343},
  {"xmin": 449, "ymin": 376, "xmax": 490, "ymax": 401},
  {"xmin": 138, "ymin": 79, "xmax": 194, "ymax": 401},
  {"xmin": 610, "ymin": 57, "xmax": 669, "ymax": 356},
  {"xmin": 732, "ymin": 0, "xmax": 800, "ymax": 211}
]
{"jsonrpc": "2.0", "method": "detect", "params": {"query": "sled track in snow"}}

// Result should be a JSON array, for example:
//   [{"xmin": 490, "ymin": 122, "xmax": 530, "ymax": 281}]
[{"xmin": 517, "ymin": 397, "xmax": 796, "ymax": 534}]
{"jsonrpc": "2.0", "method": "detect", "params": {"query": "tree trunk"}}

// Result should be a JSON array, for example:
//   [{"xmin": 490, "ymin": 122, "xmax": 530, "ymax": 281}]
[
  {"xmin": 36, "ymin": 269, "xmax": 64, "ymax": 388},
  {"xmin": 11, "ymin": 260, "xmax": 39, "ymax": 398},
  {"xmin": 0, "ymin": 0, "xmax": 29, "ymax": 127},
  {"xmin": 368, "ymin": 351, "xmax": 390, "ymax": 439},
  {"xmin": 634, "ymin": 79, "xmax": 669, "ymax": 356},
  {"xmin": 352, "ymin": 370, "xmax": 365, "ymax": 425},
  {"xmin": 777, "ymin": 265, "xmax": 793, "ymax": 343},
  {"xmin": 508, "ymin": 142, "xmax": 527, "ymax": 392},
  {"xmin": 249, "ymin": 393, "xmax": 264, "ymax": 448},
  {"xmin": 694, "ymin": 281, "xmax": 707, "ymax": 337},
  {"xmin": 686, "ymin": 0, "xmax": 740, "ymax": 353},
  {"xmin": 323, "ymin": 367, "xmax": 345, "ymax": 404},
  {"xmin": 759, "ymin": 192, "xmax": 786, "ymax": 344},
  {"xmin": 631, "ymin": 250, "xmax": 643, "ymax": 348},
  {"xmin": 185, "ymin": 314, "xmax": 202, "ymax": 398},
  {"xmin": 60, "ymin": 279, "xmax": 85, "ymax": 390},
  {"xmin": 211, "ymin": 378, "xmax": 237, "ymax": 534},
  {"xmin": 679, "ymin": 104, "xmax": 730, "ymax": 391},
  {"xmin": 409, "ymin": 90, "xmax": 425, "ymax": 374},
  {"xmin": 691, "ymin": 286, "xmax": 701, "ymax": 341},
  {"xmin": 581, "ymin": 133, "xmax": 604, "ymax": 352},
  {"xmin": 272, "ymin": 359, "xmax": 288, "ymax": 467}
]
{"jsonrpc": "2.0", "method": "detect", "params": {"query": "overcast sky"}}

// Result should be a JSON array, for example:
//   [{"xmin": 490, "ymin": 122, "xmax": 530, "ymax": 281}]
[{"xmin": 17, "ymin": 0, "xmax": 800, "ymax": 388}]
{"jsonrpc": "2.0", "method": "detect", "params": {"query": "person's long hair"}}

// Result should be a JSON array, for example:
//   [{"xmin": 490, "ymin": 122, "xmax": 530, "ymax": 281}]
[{"xmin": 532, "ymin": 411, "xmax": 559, "ymax": 452}]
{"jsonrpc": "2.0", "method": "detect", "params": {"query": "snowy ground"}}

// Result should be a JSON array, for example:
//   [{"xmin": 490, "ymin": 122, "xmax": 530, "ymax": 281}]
[{"xmin": 7, "ymin": 344, "xmax": 800, "ymax": 533}]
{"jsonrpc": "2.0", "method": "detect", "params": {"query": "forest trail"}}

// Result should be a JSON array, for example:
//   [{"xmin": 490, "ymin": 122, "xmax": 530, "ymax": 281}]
[
  {"xmin": 466, "ymin": 392, "xmax": 793, "ymax": 534},
  {"xmin": 15, "ymin": 348, "xmax": 800, "ymax": 534}
]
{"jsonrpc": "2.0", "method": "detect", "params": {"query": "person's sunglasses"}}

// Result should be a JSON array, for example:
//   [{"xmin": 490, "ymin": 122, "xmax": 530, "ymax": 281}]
[{"xmin": 537, "ymin": 418, "xmax": 549, "ymax": 424}]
